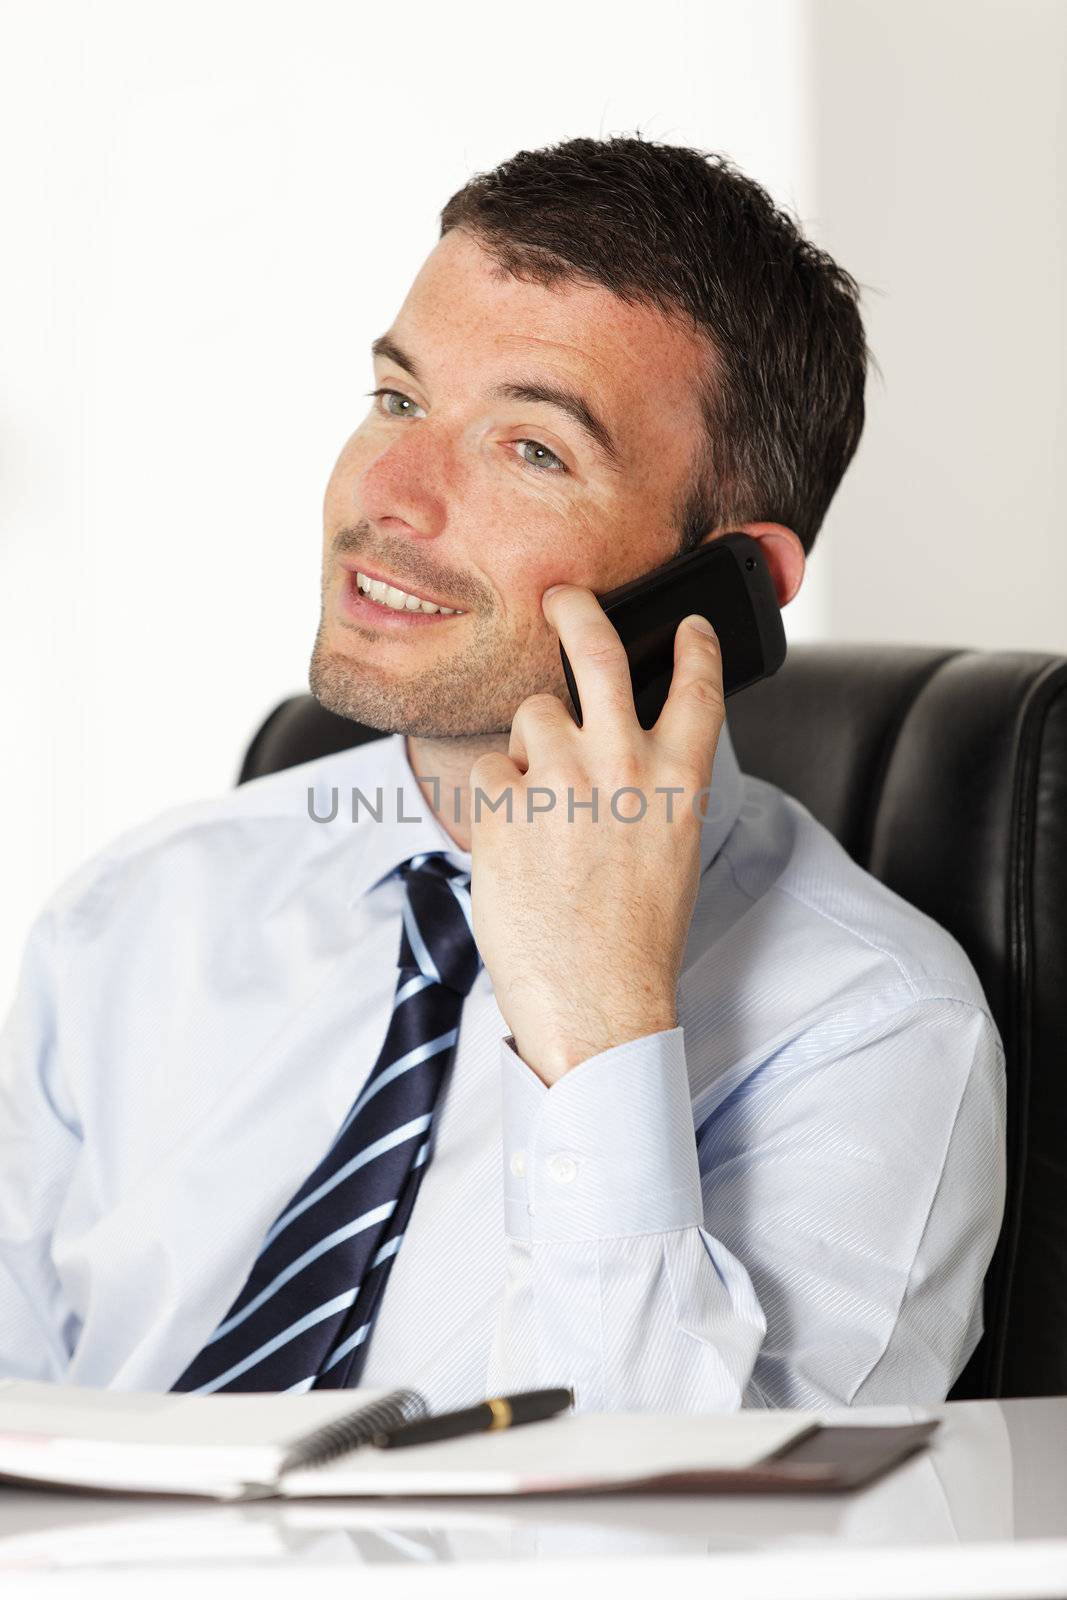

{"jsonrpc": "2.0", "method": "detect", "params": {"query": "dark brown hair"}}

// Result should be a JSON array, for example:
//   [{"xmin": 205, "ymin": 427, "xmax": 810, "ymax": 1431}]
[{"xmin": 439, "ymin": 133, "xmax": 869, "ymax": 558}]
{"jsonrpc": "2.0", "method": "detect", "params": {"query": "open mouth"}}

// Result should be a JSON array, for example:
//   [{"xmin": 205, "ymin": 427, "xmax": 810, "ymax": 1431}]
[{"xmin": 339, "ymin": 567, "xmax": 466, "ymax": 626}]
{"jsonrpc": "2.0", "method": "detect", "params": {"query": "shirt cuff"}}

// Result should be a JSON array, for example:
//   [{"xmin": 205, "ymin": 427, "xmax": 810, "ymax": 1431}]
[{"xmin": 499, "ymin": 1027, "xmax": 704, "ymax": 1243}]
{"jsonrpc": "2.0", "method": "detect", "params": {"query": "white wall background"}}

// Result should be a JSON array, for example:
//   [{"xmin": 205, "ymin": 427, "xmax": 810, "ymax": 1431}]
[
  {"xmin": 809, "ymin": 0, "xmax": 1067, "ymax": 651},
  {"xmin": 1, "ymin": 0, "xmax": 1064, "ymax": 1010}
]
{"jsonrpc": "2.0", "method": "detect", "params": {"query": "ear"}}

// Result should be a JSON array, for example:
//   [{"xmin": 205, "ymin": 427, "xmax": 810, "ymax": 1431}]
[{"xmin": 699, "ymin": 522, "xmax": 805, "ymax": 608}]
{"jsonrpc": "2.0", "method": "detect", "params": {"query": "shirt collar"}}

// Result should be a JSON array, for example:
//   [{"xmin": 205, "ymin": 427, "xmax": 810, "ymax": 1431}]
[
  {"xmin": 342, "ymin": 716, "xmax": 745, "ymax": 910},
  {"xmin": 342, "ymin": 731, "xmax": 472, "ymax": 909}
]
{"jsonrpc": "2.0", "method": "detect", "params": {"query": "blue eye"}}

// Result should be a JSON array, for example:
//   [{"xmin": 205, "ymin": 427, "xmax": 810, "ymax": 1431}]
[{"xmin": 366, "ymin": 389, "xmax": 569, "ymax": 476}]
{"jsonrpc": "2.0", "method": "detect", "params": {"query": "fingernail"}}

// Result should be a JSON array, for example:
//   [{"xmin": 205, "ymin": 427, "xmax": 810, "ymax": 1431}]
[
  {"xmin": 685, "ymin": 613, "xmax": 715, "ymax": 636},
  {"xmin": 543, "ymin": 584, "xmax": 566, "ymax": 600}
]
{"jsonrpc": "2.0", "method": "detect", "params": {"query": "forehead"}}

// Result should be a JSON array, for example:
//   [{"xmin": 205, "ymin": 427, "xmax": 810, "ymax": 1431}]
[{"xmin": 388, "ymin": 228, "xmax": 710, "ymax": 453}]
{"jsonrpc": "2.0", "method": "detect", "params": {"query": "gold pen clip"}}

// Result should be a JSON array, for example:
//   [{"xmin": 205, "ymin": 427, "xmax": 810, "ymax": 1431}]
[{"xmin": 486, "ymin": 1397, "xmax": 514, "ymax": 1430}]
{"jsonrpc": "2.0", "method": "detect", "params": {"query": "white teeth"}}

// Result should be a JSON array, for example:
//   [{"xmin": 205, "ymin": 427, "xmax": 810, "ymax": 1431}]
[{"xmin": 355, "ymin": 571, "xmax": 460, "ymax": 616}]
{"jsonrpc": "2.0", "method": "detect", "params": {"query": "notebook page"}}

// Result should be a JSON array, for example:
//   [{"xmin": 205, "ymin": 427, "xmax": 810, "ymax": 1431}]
[
  {"xmin": 280, "ymin": 1410, "xmax": 817, "ymax": 1498},
  {"xmin": 0, "ymin": 1380, "xmax": 402, "ymax": 1497}
]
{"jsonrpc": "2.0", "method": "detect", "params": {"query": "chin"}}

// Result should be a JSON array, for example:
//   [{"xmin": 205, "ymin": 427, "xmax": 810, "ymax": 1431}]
[
  {"xmin": 307, "ymin": 652, "xmax": 508, "ymax": 739},
  {"xmin": 308, "ymin": 621, "xmax": 566, "ymax": 739}
]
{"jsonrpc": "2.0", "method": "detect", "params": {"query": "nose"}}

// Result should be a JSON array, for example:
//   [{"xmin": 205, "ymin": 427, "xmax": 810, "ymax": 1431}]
[{"xmin": 357, "ymin": 419, "xmax": 456, "ymax": 541}]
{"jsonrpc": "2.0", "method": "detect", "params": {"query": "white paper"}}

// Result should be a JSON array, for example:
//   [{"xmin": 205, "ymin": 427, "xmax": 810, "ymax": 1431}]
[
  {"xmin": 0, "ymin": 1383, "xmax": 814, "ymax": 1500},
  {"xmin": 0, "ymin": 1380, "xmax": 400, "ymax": 1497}
]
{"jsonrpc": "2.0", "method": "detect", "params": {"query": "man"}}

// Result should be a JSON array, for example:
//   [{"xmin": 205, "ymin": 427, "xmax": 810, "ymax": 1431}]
[{"xmin": 0, "ymin": 136, "xmax": 1005, "ymax": 1409}]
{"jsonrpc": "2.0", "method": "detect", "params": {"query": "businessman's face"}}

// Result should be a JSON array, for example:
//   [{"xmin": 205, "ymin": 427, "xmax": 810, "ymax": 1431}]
[{"xmin": 311, "ymin": 226, "xmax": 714, "ymax": 737}]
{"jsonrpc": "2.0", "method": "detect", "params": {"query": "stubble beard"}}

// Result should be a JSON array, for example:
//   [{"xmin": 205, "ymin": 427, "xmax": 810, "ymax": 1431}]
[{"xmin": 307, "ymin": 609, "xmax": 569, "ymax": 739}]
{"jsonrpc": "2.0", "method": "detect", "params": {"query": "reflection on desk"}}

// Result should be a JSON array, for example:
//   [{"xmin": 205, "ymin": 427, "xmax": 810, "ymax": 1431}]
[{"xmin": 0, "ymin": 1398, "xmax": 1064, "ymax": 1576}]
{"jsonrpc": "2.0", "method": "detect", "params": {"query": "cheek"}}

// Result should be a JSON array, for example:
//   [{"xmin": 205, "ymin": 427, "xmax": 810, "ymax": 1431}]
[
  {"xmin": 523, "ymin": 508, "xmax": 650, "ymax": 609},
  {"xmin": 488, "ymin": 498, "xmax": 606, "ymax": 625},
  {"xmin": 322, "ymin": 432, "xmax": 365, "ymax": 517},
  {"xmin": 502, "ymin": 481, "xmax": 605, "ymax": 567}
]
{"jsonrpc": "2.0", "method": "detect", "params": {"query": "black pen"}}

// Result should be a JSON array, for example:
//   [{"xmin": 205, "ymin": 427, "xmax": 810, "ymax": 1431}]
[{"xmin": 371, "ymin": 1386, "xmax": 574, "ymax": 1450}]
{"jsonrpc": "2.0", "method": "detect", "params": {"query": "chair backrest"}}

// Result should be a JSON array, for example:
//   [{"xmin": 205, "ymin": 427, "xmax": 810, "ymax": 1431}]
[{"xmin": 237, "ymin": 643, "xmax": 1067, "ymax": 1399}]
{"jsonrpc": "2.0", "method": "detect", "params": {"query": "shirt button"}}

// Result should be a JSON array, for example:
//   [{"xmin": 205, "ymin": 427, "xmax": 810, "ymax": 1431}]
[
  {"xmin": 548, "ymin": 1154, "xmax": 578, "ymax": 1185},
  {"xmin": 509, "ymin": 1151, "xmax": 526, "ymax": 1178}
]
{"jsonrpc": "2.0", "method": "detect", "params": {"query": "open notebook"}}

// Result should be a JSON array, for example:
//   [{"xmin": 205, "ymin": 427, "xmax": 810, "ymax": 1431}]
[{"xmin": 0, "ymin": 1381, "xmax": 935, "ymax": 1501}]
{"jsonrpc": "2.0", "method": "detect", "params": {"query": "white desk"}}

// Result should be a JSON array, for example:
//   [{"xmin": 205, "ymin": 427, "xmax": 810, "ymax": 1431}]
[{"xmin": 0, "ymin": 1397, "xmax": 1065, "ymax": 1599}]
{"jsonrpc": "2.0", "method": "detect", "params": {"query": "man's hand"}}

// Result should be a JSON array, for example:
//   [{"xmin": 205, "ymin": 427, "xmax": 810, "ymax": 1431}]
[{"xmin": 467, "ymin": 584, "xmax": 726, "ymax": 1086}]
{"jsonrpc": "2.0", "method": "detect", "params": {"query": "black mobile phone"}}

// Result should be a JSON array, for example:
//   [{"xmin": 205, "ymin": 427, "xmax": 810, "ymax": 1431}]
[{"xmin": 559, "ymin": 531, "xmax": 787, "ymax": 729}]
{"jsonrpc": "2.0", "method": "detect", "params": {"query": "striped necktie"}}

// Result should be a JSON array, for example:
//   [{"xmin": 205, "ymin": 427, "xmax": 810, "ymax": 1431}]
[{"xmin": 171, "ymin": 851, "xmax": 481, "ymax": 1394}]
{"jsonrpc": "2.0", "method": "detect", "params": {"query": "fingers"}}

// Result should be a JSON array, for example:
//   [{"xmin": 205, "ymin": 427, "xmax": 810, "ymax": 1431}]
[
  {"xmin": 652, "ymin": 614, "xmax": 725, "ymax": 779},
  {"xmin": 508, "ymin": 692, "xmax": 573, "ymax": 773},
  {"xmin": 468, "ymin": 748, "xmax": 518, "ymax": 797},
  {"xmin": 542, "ymin": 584, "xmax": 637, "ymax": 729}
]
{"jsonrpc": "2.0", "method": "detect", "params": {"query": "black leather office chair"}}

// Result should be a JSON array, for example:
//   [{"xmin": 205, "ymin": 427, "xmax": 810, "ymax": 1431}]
[{"xmin": 236, "ymin": 644, "xmax": 1067, "ymax": 1400}]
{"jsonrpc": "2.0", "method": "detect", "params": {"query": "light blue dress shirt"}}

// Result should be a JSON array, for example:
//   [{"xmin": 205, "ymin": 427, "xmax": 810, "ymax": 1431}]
[{"xmin": 0, "ymin": 717, "xmax": 1006, "ymax": 1412}]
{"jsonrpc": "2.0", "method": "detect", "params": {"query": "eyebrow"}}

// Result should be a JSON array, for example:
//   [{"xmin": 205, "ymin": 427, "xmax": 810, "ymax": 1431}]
[{"xmin": 370, "ymin": 333, "xmax": 623, "ymax": 472}]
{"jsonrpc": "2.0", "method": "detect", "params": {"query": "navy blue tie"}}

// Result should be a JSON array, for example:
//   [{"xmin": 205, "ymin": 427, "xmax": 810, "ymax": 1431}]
[{"xmin": 172, "ymin": 851, "xmax": 481, "ymax": 1393}]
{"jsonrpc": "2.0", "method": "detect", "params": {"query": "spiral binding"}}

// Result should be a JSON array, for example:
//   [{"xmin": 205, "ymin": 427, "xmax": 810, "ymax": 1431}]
[{"xmin": 277, "ymin": 1388, "xmax": 429, "ymax": 1477}]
